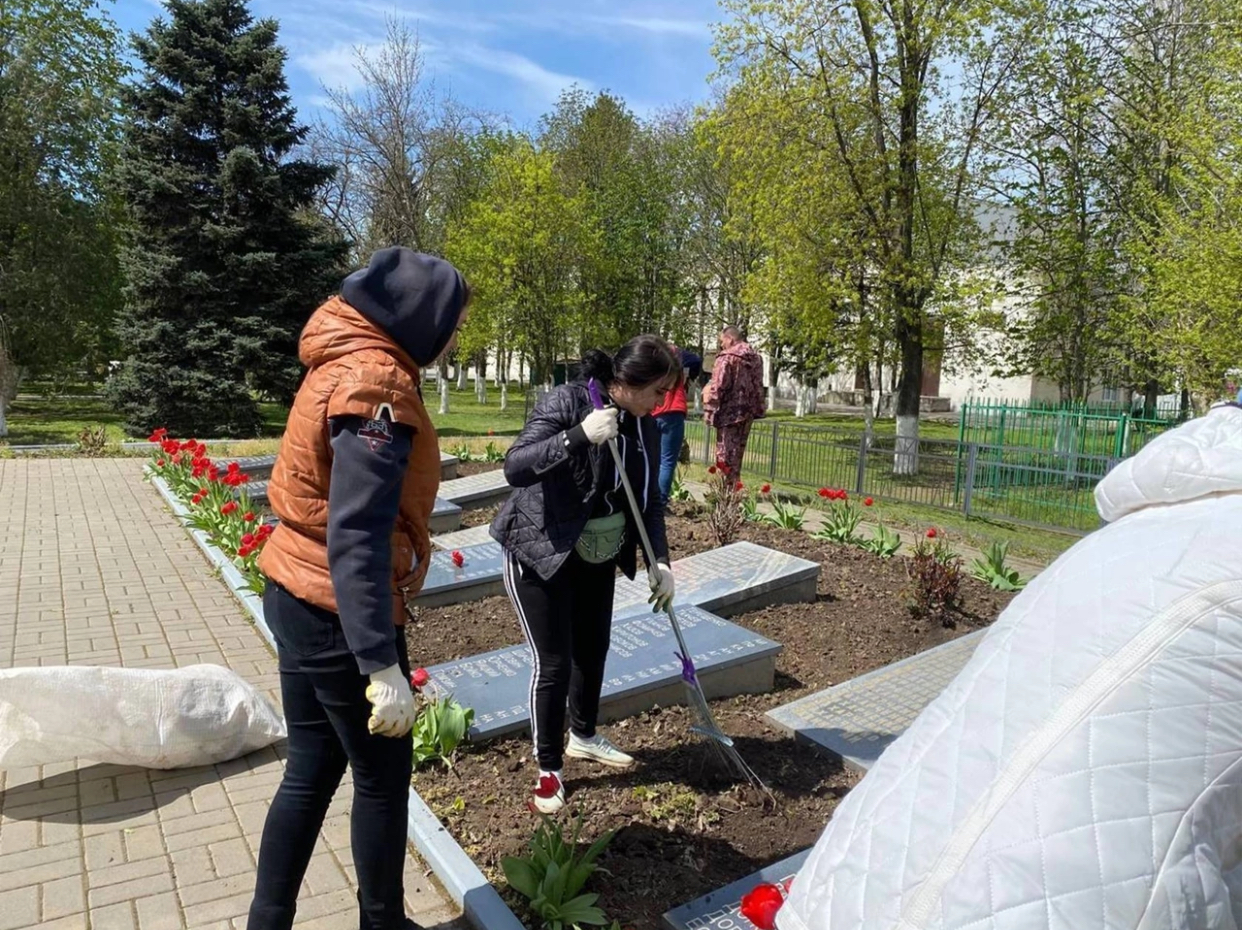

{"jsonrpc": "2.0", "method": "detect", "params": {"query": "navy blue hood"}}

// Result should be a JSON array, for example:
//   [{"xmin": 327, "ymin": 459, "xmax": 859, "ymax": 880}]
[{"xmin": 340, "ymin": 247, "xmax": 467, "ymax": 367}]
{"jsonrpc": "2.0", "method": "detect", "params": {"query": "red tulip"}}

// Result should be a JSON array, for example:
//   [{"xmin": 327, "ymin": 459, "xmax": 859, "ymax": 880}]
[
  {"xmin": 243, "ymin": 511, "xmax": 256, "ymax": 523},
  {"xmin": 927, "ymin": 528, "xmax": 938, "ymax": 539},
  {"xmin": 864, "ymin": 497, "xmax": 874, "ymax": 507},
  {"xmin": 761, "ymin": 484, "xmax": 771, "ymax": 494},
  {"xmin": 156, "ymin": 459, "xmax": 166, "ymax": 468},
  {"xmin": 227, "ymin": 461, "xmax": 240, "ymax": 473},
  {"xmin": 838, "ymin": 490, "xmax": 848, "ymax": 501},
  {"xmin": 411, "ymin": 668, "xmax": 431, "ymax": 689},
  {"xmin": 237, "ymin": 545, "xmax": 252, "ymax": 558},
  {"xmin": 735, "ymin": 481, "xmax": 744, "ymax": 492},
  {"xmin": 451, "ymin": 550, "xmax": 465, "ymax": 568},
  {"xmin": 739, "ymin": 882, "xmax": 785, "ymax": 930},
  {"xmin": 241, "ymin": 533, "xmax": 255, "ymax": 546},
  {"xmin": 221, "ymin": 501, "xmax": 238, "ymax": 515},
  {"xmin": 818, "ymin": 488, "xmax": 830, "ymax": 498},
  {"xmin": 257, "ymin": 524, "xmax": 272, "ymax": 539},
  {"xmin": 534, "ymin": 774, "xmax": 560, "ymax": 799},
  {"xmin": 708, "ymin": 466, "xmax": 718, "ymax": 475}
]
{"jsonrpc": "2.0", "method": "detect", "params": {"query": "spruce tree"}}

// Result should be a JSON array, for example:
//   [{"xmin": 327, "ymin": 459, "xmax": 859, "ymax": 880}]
[{"xmin": 110, "ymin": 0, "xmax": 348, "ymax": 437}]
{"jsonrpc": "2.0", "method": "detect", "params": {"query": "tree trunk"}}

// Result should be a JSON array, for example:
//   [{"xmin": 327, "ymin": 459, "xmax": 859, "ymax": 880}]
[
  {"xmin": 475, "ymin": 370, "xmax": 486, "ymax": 405},
  {"xmin": 893, "ymin": 306, "xmax": 923, "ymax": 476},
  {"xmin": 439, "ymin": 379, "xmax": 450, "ymax": 415},
  {"xmin": 1179, "ymin": 386, "xmax": 1190, "ymax": 422},
  {"xmin": 861, "ymin": 359, "xmax": 876, "ymax": 450},
  {"xmin": 0, "ymin": 401, "xmax": 7, "ymax": 438},
  {"xmin": 456, "ymin": 365, "xmax": 468, "ymax": 391},
  {"xmin": 1143, "ymin": 379, "xmax": 1159, "ymax": 419},
  {"xmin": 500, "ymin": 381, "xmax": 508, "ymax": 411}
]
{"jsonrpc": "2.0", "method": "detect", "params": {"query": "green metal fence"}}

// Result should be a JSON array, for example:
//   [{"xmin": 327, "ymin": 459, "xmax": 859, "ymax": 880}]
[
  {"xmin": 684, "ymin": 416, "xmax": 1128, "ymax": 534},
  {"xmin": 958, "ymin": 400, "xmax": 1176, "ymax": 460}
]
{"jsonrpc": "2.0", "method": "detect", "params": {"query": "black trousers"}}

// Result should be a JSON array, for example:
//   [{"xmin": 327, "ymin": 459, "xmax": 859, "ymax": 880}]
[
  {"xmin": 247, "ymin": 582, "xmax": 413, "ymax": 930},
  {"xmin": 503, "ymin": 551, "xmax": 617, "ymax": 771}
]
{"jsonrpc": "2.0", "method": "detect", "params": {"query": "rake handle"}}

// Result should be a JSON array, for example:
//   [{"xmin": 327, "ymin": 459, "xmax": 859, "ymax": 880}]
[{"xmin": 587, "ymin": 379, "xmax": 696, "ymax": 668}]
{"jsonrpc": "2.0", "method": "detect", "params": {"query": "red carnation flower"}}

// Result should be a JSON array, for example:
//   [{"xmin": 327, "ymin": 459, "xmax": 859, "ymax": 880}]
[
  {"xmin": 221, "ymin": 501, "xmax": 238, "ymax": 515},
  {"xmin": 533, "ymin": 774, "xmax": 560, "ymax": 799},
  {"xmin": 451, "ymin": 550, "xmax": 465, "ymax": 568},
  {"xmin": 410, "ymin": 668, "xmax": 431, "ymax": 689},
  {"xmin": 740, "ymin": 882, "xmax": 785, "ymax": 930},
  {"xmin": 864, "ymin": 497, "xmax": 874, "ymax": 506},
  {"xmin": 927, "ymin": 528, "xmax": 938, "ymax": 539},
  {"xmin": 761, "ymin": 484, "xmax": 771, "ymax": 494}
]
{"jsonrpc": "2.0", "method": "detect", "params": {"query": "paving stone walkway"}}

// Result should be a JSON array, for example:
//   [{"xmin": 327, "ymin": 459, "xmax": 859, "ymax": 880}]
[{"xmin": 0, "ymin": 459, "xmax": 461, "ymax": 930}]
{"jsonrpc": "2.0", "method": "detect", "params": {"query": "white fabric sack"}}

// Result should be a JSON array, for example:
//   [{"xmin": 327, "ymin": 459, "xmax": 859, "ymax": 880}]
[
  {"xmin": 0, "ymin": 664, "xmax": 286, "ymax": 770},
  {"xmin": 781, "ymin": 405, "xmax": 1242, "ymax": 930}
]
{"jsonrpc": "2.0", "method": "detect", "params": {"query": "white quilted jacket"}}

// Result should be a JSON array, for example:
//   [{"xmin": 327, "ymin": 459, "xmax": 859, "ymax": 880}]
[{"xmin": 780, "ymin": 406, "xmax": 1242, "ymax": 930}]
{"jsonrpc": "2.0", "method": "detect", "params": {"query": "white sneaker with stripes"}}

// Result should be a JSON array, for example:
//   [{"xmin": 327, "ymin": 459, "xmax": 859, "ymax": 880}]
[{"xmin": 565, "ymin": 732, "xmax": 635, "ymax": 769}]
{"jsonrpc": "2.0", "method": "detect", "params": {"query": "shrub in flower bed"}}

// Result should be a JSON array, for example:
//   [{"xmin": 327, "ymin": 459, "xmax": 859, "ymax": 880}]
[{"xmin": 144, "ymin": 427, "xmax": 269, "ymax": 595}]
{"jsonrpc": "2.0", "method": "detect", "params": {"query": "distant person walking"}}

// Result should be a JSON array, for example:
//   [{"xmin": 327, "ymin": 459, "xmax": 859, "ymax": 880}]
[
  {"xmin": 651, "ymin": 345, "xmax": 703, "ymax": 503},
  {"xmin": 702, "ymin": 326, "xmax": 765, "ymax": 477}
]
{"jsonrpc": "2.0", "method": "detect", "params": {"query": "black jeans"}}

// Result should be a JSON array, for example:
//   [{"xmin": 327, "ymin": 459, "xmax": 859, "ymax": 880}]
[
  {"xmin": 502, "ymin": 551, "xmax": 617, "ymax": 771},
  {"xmin": 247, "ymin": 582, "xmax": 413, "ymax": 930}
]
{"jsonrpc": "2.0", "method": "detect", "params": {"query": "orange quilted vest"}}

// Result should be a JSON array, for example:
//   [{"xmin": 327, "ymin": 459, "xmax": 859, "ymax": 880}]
[{"xmin": 257, "ymin": 297, "xmax": 441, "ymax": 625}]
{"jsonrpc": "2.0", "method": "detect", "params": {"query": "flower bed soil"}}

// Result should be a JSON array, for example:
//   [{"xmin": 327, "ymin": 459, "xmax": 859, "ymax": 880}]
[
  {"xmin": 455, "ymin": 460, "xmax": 505, "ymax": 478},
  {"xmin": 405, "ymin": 506, "xmax": 1013, "ymax": 929}
]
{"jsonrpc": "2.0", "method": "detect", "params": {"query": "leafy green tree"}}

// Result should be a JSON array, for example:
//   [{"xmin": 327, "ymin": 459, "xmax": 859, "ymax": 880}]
[
  {"xmin": 110, "ymin": 0, "xmax": 348, "ymax": 437},
  {"xmin": 716, "ymin": 0, "xmax": 1026, "ymax": 471},
  {"xmin": 0, "ymin": 0, "xmax": 125, "ymax": 429}
]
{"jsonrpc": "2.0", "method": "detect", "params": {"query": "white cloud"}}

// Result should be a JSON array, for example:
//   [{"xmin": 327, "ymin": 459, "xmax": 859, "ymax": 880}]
[
  {"xmin": 296, "ymin": 44, "xmax": 370, "ymax": 91},
  {"xmin": 451, "ymin": 44, "xmax": 592, "ymax": 104},
  {"xmin": 585, "ymin": 16, "xmax": 708, "ymax": 39}
]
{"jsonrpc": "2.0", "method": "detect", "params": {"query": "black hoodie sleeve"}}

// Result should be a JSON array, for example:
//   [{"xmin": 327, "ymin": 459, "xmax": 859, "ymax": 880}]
[
  {"xmin": 503, "ymin": 386, "xmax": 592, "ymax": 488},
  {"xmin": 326, "ymin": 414, "xmax": 413, "ymax": 675}
]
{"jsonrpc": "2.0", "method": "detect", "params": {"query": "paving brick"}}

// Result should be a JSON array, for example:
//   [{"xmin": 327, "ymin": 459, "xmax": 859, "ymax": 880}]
[
  {"xmin": 20, "ymin": 914, "xmax": 89, "ymax": 930},
  {"xmin": 42, "ymin": 874, "xmax": 87, "ymax": 919},
  {"xmin": 0, "ymin": 855, "xmax": 82, "ymax": 894},
  {"xmin": 0, "ymin": 886, "xmax": 39, "ymax": 930},
  {"xmin": 178, "ymin": 874, "xmax": 254, "ymax": 908},
  {"xmin": 182, "ymin": 891, "xmax": 254, "ymax": 926},
  {"xmin": 84, "ymin": 832, "xmax": 126, "ymax": 871},
  {"xmin": 90, "ymin": 901, "xmax": 138, "ymax": 930},
  {"xmin": 0, "ymin": 819, "xmax": 40, "ymax": 854},
  {"xmin": 163, "ymin": 824, "xmax": 241, "ymax": 854},
  {"xmin": 190, "ymin": 784, "xmax": 230, "ymax": 815},
  {"xmin": 206, "ymin": 839, "xmax": 252, "ymax": 879},
  {"xmin": 123, "ymin": 825, "xmax": 166, "ymax": 863},
  {"xmin": 89, "ymin": 854, "xmax": 172, "ymax": 890},
  {"xmin": 302, "ymin": 854, "xmax": 350, "ymax": 896},
  {"xmin": 134, "ymin": 891, "xmax": 183, "ymax": 930}
]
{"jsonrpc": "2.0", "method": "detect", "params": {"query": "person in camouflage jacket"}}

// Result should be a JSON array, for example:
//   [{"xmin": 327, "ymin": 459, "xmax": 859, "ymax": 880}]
[{"xmin": 703, "ymin": 326, "xmax": 766, "ymax": 477}]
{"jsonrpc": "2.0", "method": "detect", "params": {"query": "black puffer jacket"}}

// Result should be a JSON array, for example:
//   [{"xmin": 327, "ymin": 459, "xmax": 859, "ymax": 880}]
[{"xmin": 490, "ymin": 382, "xmax": 669, "ymax": 581}]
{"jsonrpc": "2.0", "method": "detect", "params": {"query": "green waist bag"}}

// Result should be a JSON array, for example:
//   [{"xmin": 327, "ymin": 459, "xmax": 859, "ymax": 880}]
[{"xmin": 574, "ymin": 511, "xmax": 627, "ymax": 564}]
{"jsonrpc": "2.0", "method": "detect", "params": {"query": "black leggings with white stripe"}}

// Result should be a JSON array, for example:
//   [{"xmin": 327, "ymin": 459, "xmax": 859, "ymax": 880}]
[{"xmin": 502, "ymin": 551, "xmax": 617, "ymax": 771}]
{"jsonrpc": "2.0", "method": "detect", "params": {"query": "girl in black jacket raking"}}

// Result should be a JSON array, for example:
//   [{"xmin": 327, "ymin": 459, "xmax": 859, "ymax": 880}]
[{"xmin": 490, "ymin": 335, "xmax": 681, "ymax": 813}]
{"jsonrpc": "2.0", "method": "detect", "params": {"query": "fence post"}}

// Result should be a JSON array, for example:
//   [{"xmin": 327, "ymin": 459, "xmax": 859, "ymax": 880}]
[
  {"xmin": 963, "ymin": 443, "xmax": 979, "ymax": 518},
  {"xmin": 855, "ymin": 434, "xmax": 867, "ymax": 495},
  {"xmin": 769, "ymin": 421, "xmax": 779, "ymax": 480}
]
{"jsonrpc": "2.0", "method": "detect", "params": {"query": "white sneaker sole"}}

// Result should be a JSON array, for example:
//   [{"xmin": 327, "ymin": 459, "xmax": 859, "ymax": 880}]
[
  {"xmin": 531, "ymin": 794, "xmax": 565, "ymax": 815},
  {"xmin": 565, "ymin": 744, "xmax": 636, "ymax": 769}
]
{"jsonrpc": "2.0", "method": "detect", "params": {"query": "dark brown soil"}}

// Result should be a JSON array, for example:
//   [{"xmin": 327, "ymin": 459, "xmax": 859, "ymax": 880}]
[
  {"xmin": 454, "ymin": 460, "xmax": 505, "ymax": 478},
  {"xmin": 406, "ymin": 507, "xmax": 1013, "ymax": 929}
]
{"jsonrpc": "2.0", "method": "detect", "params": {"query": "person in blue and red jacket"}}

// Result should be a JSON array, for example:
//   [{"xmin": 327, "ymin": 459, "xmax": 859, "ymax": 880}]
[{"xmin": 651, "ymin": 345, "xmax": 703, "ymax": 503}]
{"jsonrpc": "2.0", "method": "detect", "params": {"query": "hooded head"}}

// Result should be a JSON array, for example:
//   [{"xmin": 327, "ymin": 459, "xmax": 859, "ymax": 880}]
[{"xmin": 340, "ymin": 248, "xmax": 468, "ymax": 367}]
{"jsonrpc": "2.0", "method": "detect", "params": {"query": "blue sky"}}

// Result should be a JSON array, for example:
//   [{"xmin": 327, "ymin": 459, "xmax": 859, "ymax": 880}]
[{"xmin": 111, "ymin": 0, "xmax": 723, "ymax": 128}]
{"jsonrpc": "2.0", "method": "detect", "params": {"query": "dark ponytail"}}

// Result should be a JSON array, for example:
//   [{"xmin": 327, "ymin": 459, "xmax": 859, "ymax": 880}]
[
  {"xmin": 578, "ymin": 335, "xmax": 681, "ymax": 389},
  {"xmin": 578, "ymin": 349, "xmax": 616, "ymax": 385}
]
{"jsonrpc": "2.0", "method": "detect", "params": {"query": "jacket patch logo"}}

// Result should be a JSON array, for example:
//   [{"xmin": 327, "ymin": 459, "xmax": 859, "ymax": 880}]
[{"xmin": 358, "ymin": 417, "xmax": 393, "ymax": 451}]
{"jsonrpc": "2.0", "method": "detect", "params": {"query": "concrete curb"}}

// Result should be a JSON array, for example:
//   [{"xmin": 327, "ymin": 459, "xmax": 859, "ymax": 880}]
[{"xmin": 150, "ymin": 475, "xmax": 525, "ymax": 930}]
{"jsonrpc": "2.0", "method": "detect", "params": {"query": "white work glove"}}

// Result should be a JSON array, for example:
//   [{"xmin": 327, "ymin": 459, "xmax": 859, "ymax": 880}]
[
  {"xmin": 364, "ymin": 663, "xmax": 417, "ymax": 738},
  {"xmin": 581, "ymin": 406, "xmax": 619, "ymax": 445},
  {"xmin": 648, "ymin": 562, "xmax": 675, "ymax": 613}
]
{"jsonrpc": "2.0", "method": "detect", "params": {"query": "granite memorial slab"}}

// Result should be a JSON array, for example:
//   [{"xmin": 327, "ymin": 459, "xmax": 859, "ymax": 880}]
[
  {"xmin": 438, "ymin": 469, "xmax": 512, "ymax": 509},
  {"xmin": 228, "ymin": 454, "xmax": 277, "ymax": 478},
  {"xmin": 413, "ymin": 541, "xmax": 506, "ymax": 607},
  {"xmin": 432, "ymin": 524, "xmax": 494, "ymax": 551},
  {"xmin": 414, "ymin": 540, "xmax": 819, "ymax": 614},
  {"xmin": 765, "ymin": 628, "xmax": 986, "ymax": 772},
  {"xmin": 426, "ymin": 604, "xmax": 782, "ymax": 740},
  {"xmin": 663, "ymin": 849, "xmax": 810, "ymax": 930}
]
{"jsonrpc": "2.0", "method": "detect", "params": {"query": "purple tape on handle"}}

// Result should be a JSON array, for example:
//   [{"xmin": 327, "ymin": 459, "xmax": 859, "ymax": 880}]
[
  {"xmin": 587, "ymin": 378, "xmax": 605, "ymax": 411},
  {"xmin": 677, "ymin": 651, "xmax": 699, "ymax": 685}
]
